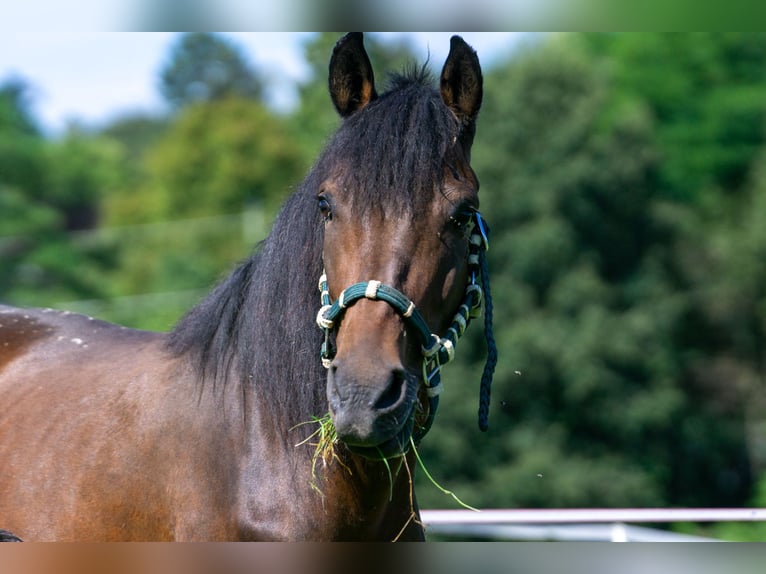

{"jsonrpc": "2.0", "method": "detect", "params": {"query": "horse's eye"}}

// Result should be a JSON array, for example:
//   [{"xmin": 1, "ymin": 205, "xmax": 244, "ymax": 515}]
[
  {"xmin": 318, "ymin": 196, "xmax": 333, "ymax": 221},
  {"xmin": 449, "ymin": 207, "xmax": 474, "ymax": 229}
]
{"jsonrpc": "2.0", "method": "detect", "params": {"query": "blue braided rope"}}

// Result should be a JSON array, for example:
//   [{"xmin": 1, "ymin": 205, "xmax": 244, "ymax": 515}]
[{"xmin": 477, "ymin": 247, "xmax": 496, "ymax": 432}]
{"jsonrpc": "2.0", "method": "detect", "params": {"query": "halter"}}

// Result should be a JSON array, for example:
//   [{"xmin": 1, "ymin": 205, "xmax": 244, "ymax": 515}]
[{"xmin": 316, "ymin": 211, "xmax": 495, "ymax": 441}]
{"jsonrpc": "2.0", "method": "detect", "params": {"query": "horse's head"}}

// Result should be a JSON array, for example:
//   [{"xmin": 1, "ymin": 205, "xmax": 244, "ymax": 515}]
[{"xmin": 315, "ymin": 33, "xmax": 487, "ymax": 459}]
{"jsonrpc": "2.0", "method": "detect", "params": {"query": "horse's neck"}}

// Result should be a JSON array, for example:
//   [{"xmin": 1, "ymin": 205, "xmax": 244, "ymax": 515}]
[{"xmin": 236, "ymin": 411, "xmax": 423, "ymax": 540}]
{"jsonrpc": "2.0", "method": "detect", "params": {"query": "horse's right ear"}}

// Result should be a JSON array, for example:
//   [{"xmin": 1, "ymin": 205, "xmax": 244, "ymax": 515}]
[
  {"xmin": 440, "ymin": 35, "xmax": 483, "ymax": 126},
  {"xmin": 329, "ymin": 32, "xmax": 377, "ymax": 118}
]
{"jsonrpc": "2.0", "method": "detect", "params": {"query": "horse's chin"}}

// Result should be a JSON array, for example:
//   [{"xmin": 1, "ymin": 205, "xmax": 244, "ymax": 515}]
[
  {"xmin": 346, "ymin": 433, "xmax": 409, "ymax": 461},
  {"xmin": 344, "ymin": 409, "xmax": 416, "ymax": 461}
]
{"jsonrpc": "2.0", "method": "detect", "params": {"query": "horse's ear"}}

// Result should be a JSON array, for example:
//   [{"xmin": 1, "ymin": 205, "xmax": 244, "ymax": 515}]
[
  {"xmin": 440, "ymin": 36, "xmax": 483, "ymax": 125},
  {"xmin": 329, "ymin": 32, "xmax": 377, "ymax": 118}
]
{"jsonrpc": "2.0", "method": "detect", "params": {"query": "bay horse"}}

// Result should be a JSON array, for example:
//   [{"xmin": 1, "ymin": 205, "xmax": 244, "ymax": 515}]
[{"xmin": 0, "ymin": 33, "xmax": 493, "ymax": 541}]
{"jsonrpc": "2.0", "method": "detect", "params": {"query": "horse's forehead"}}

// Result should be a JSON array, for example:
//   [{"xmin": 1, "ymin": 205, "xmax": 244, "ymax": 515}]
[{"xmin": 325, "ymin": 150, "xmax": 472, "ymax": 203}]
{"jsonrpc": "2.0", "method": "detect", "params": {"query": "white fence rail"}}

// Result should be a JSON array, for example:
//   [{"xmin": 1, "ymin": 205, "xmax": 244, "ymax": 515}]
[{"xmin": 420, "ymin": 508, "xmax": 766, "ymax": 542}]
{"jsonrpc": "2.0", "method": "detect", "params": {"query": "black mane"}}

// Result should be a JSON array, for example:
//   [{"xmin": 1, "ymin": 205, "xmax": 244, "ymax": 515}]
[{"xmin": 166, "ymin": 69, "xmax": 462, "ymax": 430}]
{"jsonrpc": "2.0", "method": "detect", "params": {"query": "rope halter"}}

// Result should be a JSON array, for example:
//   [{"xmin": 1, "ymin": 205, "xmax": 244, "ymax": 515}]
[{"xmin": 316, "ymin": 211, "xmax": 494, "ymax": 441}]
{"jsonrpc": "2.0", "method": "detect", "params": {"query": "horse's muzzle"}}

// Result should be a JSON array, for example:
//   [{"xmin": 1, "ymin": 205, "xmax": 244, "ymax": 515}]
[{"xmin": 326, "ymin": 359, "xmax": 417, "ymax": 458}]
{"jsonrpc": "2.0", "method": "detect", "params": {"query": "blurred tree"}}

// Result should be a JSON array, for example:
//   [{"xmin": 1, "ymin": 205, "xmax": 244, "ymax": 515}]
[
  {"xmin": 682, "ymin": 148, "xmax": 766, "ymax": 484},
  {"xmin": 0, "ymin": 83, "xmax": 119, "ymax": 306},
  {"xmin": 98, "ymin": 113, "xmax": 169, "ymax": 227},
  {"xmin": 1, "ymin": 78, "xmax": 50, "ymax": 302},
  {"xmin": 417, "ymin": 34, "xmax": 754, "ymax": 512},
  {"xmin": 583, "ymin": 33, "xmax": 766, "ymax": 201},
  {"xmin": 99, "ymin": 113, "xmax": 169, "ymax": 181},
  {"xmin": 0, "ymin": 76, "xmax": 39, "ymax": 135},
  {"xmin": 92, "ymin": 96, "xmax": 301, "ymax": 327},
  {"xmin": 581, "ymin": 33, "xmax": 766, "ymax": 510},
  {"xmin": 140, "ymin": 96, "xmax": 303, "ymax": 220},
  {"xmin": 159, "ymin": 33, "xmax": 263, "ymax": 109},
  {"xmin": 0, "ymin": 77, "xmax": 45, "ymax": 200},
  {"xmin": 45, "ymin": 126, "xmax": 126, "ymax": 231}
]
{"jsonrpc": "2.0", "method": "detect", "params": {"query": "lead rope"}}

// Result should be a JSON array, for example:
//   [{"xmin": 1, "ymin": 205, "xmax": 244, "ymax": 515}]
[
  {"xmin": 478, "ymin": 245, "xmax": 496, "ymax": 432},
  {"xmin": 317, "ymin": 211, "xmax": 495, "ymax": 438}
]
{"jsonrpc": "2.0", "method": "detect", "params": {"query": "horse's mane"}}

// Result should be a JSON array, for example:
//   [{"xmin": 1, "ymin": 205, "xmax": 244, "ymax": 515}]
[
  {"xmin": 166, "ymin": 183, "xmax": 326, "ymax": 429},
  {"xmin": 166, "ymin": 68, "xmax": 461, "ymax": 430}
]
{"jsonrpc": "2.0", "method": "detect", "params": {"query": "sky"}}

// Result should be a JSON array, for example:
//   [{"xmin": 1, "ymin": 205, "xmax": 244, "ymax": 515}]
[{"xmin": 0, "ymin": 33, "xmax": 524, "ymax": 136}]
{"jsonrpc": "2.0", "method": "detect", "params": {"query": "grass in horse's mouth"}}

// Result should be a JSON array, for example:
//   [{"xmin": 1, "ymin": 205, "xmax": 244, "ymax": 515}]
[
  {"xmin": 293, "ymin": 414, "xmax": 477, "ymax": 512},
  {"xmin": 293, "ymin": 413, "xmax": 350, "ymax": 496}
]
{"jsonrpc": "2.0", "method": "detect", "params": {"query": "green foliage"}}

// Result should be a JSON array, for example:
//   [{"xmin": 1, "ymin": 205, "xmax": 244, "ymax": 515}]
[
  {"xmin": 0, "ymin": 78, "xmax": 45, "ymax": 196},
  {"xmin": 108, "ymin": 98, "xmax": 302, "ymax": 224},
  {"xmin": 77, "ymin": 209, "xmax": 268, "ymax": 331},
  {"xmin": 417, "ymin": 34, "xmax": 760, "ymax": 512},
  {"xmin": 45, "ymin": 128, "xmax": 126, "ymax": 230},
  {"xmin": 0, "ymin": 77, "xmax": 39, "ymax": 136},
  {"xmin": 159, "ymin": 33, "xmax": 263, "ymax": 109},
  {"xmin": 0, "ymin": 81, "xmax": 116, "ymax": 307},
  {"xmin": 99, "ymin": 113, "xmax": 169, "ymax": 182},
  {"xmin": 130, "ymin": 97, "xmax": 301, "ymax": 221},
  {"xmin": 584, "ymin": 33, "xmax": 766, "ymax": 200},
  {"xmin": 92, "ymin": 99, "xmax": 289, "ymax": 329}
]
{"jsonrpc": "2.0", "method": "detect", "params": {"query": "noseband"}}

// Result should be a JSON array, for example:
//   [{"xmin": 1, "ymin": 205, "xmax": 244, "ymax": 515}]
[{"xmin": 316, "ymin": 211, "xmax": 496, "ymax": 441}]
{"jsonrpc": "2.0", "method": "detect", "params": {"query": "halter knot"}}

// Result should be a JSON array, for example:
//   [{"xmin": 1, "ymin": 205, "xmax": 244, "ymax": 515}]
[{"xmin": 316, "ymin": 305, "xmax": 334, "ymax": 330}]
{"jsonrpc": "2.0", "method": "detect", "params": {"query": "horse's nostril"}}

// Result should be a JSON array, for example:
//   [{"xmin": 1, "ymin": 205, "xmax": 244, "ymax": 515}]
[
  {"xmin": 373, "ymin": 369, "xmax": 407, "ymax": 411},
  {"xmin": 327, "ymin": 362, "xmax": 344, "ymax": 410}
]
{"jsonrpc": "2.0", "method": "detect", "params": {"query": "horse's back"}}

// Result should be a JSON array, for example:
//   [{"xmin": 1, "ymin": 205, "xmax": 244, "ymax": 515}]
[
  {"xmin": 0, "ymin": 304, "xmax": 166, "ymax": 396},
  {"xmin": 1, "ymin": 302, "xmax": 159, "ymax": 355},
  {"xmin": 0, "ymin": 305, "xmax": 223, "ymax": 540}
]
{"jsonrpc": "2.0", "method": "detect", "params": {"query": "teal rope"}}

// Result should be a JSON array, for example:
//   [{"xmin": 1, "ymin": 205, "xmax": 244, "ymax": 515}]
[
  {"xmin": 477, "ymin": 240, "xmax": 496, "ymax": 431},
  {"xmin": 323, "ymin": 282, "xmax": 433, "ymax": 348}
]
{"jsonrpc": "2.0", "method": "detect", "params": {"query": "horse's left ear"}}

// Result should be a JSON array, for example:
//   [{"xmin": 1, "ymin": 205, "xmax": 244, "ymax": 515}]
[
  {"xmin": 440, "ymin": 36, "xmax": 483, "ymax": 126},
  {"xmin": 329, "ymin": 32, "xmax": 378, "ymax": 118}
]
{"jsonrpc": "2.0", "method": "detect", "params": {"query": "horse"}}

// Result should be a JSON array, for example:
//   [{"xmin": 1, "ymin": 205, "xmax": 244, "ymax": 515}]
[{"xmin": 0, "ymin": 33, "xmax": 493, "ymax": 541}]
